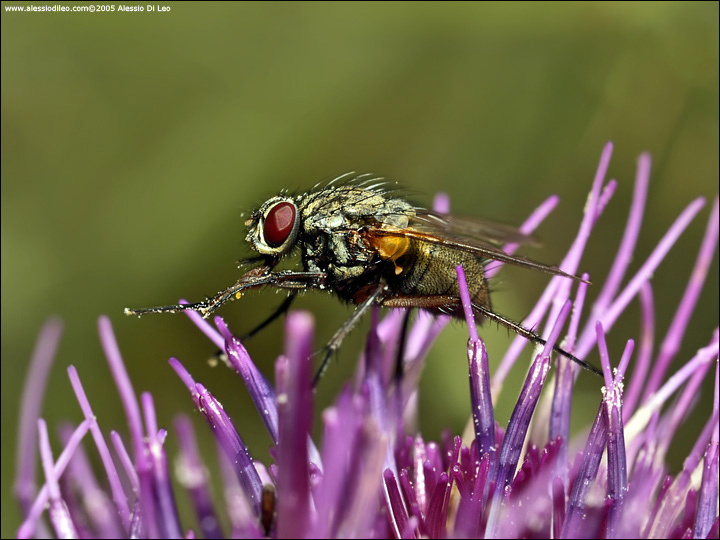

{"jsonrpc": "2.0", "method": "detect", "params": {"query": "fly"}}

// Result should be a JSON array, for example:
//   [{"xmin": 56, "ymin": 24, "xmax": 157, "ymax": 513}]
[{"xmin": 125, "ymin": 173, "xmax": 601, "ymax": 383}]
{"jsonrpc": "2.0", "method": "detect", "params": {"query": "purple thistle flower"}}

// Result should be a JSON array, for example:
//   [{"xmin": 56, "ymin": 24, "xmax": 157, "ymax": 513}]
[{"xmin": 13, "ymin": 144, "xmax": 719, "ymax": 539}]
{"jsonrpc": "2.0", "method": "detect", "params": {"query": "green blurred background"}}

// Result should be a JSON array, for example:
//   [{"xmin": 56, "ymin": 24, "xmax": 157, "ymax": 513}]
[{"xmin": 2, "ymin": 2, "xmax": 718, "ymax": 536}]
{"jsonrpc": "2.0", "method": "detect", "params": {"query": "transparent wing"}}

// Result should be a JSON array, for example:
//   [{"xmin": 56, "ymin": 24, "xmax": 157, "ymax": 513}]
[
  {"xmin": 412, "ymin": 209, "xmax": 540, "ymax": 248},
  {"xmin": 369, "ymin": 212, "xmax": 585, "ymax": 283}
]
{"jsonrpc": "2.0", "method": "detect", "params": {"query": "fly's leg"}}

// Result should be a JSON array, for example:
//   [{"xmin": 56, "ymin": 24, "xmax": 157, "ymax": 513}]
[
  {"xmin": 382, "ymin": 294, "xmax": 602, "ymax": 377},
  {"xmin": 207, "ymin": 293, "xmax": 299, "ymax": 367},
  {"xmin": 394, "ymin": 309, "xmax": 412, "ymax": 382},
  {"xmin": 241, "ymin": 293, "xmax": 297, "ymax": 340},
  {"xmin": 470, "ymin": 303, "xmax": 601, "ymax": 377},
  {"xmin": 125, "ymin": 268, "xmax": 327, "ymax": 320},
  {"xmin": 312, "ymin": 284, "xmax": 386, "ymax": 388}
]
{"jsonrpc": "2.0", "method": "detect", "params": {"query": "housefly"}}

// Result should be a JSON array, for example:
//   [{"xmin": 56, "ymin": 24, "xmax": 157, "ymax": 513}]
[{"xmin": 125, "ymin": 173, "xmax": 601, "ymax": 383}]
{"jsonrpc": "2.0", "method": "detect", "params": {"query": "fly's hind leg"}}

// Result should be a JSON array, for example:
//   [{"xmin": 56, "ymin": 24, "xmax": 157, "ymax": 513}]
[
  {"xmin": 381, "ymin": 295, "xmax": 468, "ymax": 318},
  {"xmin": 471, "ymin": 303, "xmax": 601, "ymax": 377},
  {"xmin": 381, "ymin": 295, "xmax": 601, "ymax": 377}
]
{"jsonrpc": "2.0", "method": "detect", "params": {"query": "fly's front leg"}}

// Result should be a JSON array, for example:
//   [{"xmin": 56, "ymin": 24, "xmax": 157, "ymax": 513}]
[{"xmin": 125, "ymin": 267, "xmax": 327, "ymax": 320}]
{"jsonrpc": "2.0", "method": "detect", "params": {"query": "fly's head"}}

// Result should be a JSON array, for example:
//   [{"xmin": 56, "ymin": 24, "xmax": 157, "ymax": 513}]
[{"xmin": 245, "ymin": 196, "xmax": 301, "ymax": 259}]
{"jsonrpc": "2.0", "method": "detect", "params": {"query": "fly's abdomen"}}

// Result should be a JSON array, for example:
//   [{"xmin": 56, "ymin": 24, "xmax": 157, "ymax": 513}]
[{"xmin": 393, "ymin": 239, "xmax": 491, "ymax": 309}]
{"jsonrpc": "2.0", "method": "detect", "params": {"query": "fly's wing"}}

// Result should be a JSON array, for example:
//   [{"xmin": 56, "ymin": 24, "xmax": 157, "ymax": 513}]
[
  {"xmin": 370, "ymin": 210, "xmax": 586, "ymax": 283},
  {"xmin": 411, "ymin": 209, "xmax": 540, "ymax": 248}
]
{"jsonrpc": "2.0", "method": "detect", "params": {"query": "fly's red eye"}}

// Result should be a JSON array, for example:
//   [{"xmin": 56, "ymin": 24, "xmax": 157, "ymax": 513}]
[{"xmin": 264, "ymin": 202, "xmax": 296, "ymax": 247}]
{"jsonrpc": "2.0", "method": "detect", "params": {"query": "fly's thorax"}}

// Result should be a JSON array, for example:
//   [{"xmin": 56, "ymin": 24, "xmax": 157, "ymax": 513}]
[
  {"xmin": 297, "ymin": 186, "xmax": 416, "ymax": 236},
  {"xmin": 300, "ymin": 225, "xmax": 376, "ymax": 284}
]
